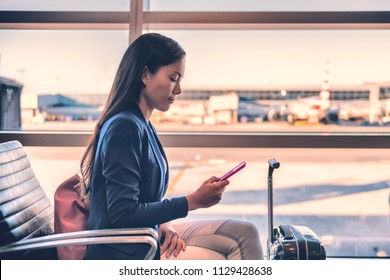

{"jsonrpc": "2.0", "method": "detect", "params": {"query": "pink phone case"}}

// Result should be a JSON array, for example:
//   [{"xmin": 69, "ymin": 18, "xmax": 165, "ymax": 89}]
[{"xmin": 217, "ymin": 161, "xmax": 246, "ymax": 182}]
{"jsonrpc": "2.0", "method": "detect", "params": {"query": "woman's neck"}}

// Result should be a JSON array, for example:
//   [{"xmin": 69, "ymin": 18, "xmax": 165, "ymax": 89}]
[{"xmin": 136, "ymin": 99, "xmax": 153, "ymax": 122}]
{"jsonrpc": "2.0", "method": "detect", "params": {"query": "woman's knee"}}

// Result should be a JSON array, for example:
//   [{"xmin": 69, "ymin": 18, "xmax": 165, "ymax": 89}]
[
  {"xmin": 217, "ymin": 219, "xmax": 263, "ymax": 260},
  {"xmin": 219, "ymin": 219, "xmax": 260, "ymax": 240}
]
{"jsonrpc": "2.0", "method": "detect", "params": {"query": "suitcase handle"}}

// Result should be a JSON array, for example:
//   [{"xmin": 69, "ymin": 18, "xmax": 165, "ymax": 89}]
[
  {"xmin": 267, "ymin": 158, "xmax": 280, "ymax": 244},
  {"xmin": 268, "ymin": 159, "xmax": 280, "ymax": 177}
]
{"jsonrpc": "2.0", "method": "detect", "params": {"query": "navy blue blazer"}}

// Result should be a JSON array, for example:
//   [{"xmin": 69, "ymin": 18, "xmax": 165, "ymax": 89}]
[{"xmin": 84, "ymin": 104, "xmax": 188, "ymax": 260}]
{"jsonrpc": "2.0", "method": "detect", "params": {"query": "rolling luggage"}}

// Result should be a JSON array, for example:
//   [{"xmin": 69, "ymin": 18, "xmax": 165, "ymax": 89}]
[{"xmin": 267, "ymin": 159, "xmax": 327, "ymax": 260}]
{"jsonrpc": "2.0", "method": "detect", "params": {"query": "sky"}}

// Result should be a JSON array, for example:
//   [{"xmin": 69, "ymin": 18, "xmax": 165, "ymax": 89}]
[{"xmin": 0, "ymin": 1, "xmax": 390, "ymax": 94}]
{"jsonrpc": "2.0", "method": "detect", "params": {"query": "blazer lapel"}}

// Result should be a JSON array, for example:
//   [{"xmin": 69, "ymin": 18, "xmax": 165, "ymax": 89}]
[
  {"xmin": 129, "ymin": 103, "xmax": 169, "ymax": 194},
  {"xmin": 149, "ymin": 123, "xmax": 169, "ymax": 186}
]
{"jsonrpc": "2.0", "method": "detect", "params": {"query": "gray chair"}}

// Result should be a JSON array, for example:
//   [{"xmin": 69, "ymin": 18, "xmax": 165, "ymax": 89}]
[{"xmin": 0, "ymin": 140, "xmax": 158, "ymax": 260}]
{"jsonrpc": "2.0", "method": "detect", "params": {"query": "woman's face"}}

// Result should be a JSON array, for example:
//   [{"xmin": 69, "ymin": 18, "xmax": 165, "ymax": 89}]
[{"xmin": 140, "ymin": 58, "xmax": 185, "ymax": 113}]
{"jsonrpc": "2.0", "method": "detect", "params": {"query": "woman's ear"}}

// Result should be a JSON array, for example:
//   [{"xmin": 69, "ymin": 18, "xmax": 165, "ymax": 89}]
[{"xmin": 141, "ymin": 66, "xmax": 150, "ymax": 85}]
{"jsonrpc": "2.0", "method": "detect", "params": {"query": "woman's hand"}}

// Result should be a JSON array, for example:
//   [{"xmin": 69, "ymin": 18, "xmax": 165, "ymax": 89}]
[
  {"xmin": 186, "ymin": 176, "xmax": 229, "ymax": 211},
  {"xmin": 159, "ymin": 222, "xmax": 186, "ymax": 258}
]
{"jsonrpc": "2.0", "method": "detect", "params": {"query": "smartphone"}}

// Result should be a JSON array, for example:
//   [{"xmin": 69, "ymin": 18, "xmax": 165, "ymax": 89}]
[{"xmin": 216, "ymin": 161, "xmax": 246, "ymax": 182}]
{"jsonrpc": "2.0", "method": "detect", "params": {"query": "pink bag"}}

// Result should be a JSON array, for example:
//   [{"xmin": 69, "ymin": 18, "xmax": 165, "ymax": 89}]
[{"xmin": 54, "ymin": 174, "xmax": 90, "ymax": 260}]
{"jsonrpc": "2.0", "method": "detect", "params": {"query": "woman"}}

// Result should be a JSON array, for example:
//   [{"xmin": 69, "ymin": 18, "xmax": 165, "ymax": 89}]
[{"xmin": 79, "ymin": 33, "xmax": 263, "ymax": 260}]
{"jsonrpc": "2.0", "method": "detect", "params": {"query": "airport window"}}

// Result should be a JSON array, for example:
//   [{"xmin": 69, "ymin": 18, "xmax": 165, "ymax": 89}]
[
  {"xmin": 0, "ymin": 29, "xmax": 128, "ymax": 130},
  {"xmin": 0, "ymin": 0, "xmax": 130, "ymax": 11},
  {"xmin": 380, "ymin": 87, "xmax": 390, "ymax": 100},
  {"xmin": 2, "ymin": 26, "xmax": 390, "ymax": 132},
  {"xmin": 144, "ymin": 29, "xmax": 390, "ymax": 132},
  {"xmin": 144, "ymin": 0, "xmax": 390, "ymax": 12}
]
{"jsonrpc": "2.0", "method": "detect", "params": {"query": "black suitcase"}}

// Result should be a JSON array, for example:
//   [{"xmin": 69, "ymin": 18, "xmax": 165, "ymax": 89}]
[{"xmin": 267, "ymin": 159, "xmax": 327, "ymax": 260}]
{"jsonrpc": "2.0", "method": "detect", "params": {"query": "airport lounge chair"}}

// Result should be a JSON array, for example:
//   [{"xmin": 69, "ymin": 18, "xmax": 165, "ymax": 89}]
[{"xmin": 0, "ymin": 140, "xmax": 158, "ymax": 260}]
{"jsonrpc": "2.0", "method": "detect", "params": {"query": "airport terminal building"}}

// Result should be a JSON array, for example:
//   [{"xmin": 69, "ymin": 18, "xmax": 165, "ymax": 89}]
[{"xmin": 37, "ymin": 82, "xmax": 390, "ymax": 124}]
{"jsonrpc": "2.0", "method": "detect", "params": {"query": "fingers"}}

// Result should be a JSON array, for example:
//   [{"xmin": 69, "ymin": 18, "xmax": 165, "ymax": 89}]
[
  {"xmin": 160, "ymin": 234, "xmax": 170, "ymax": 255},
  {"xmin": 182, "ymin": 240, "xmax": 186, "ymax": 252},
  {"xmin": 165, "ymin": 233, "xmax": 178, "ymax": 258},
  {"xmin": 186, "ymin": 176, "xmax": 230, "ymax": 211},
  {"xmin": 160, "ymin": 232, "xmax": 186, "ymax": 258},
  {"xmin": 217, "ymin": 179, "xmax": 230, "ymax": 187},
  {"xmin": 172, "ymin": 238, "xmax": 185, "ymax": 258},
  {"xmin": 207, "ymin": 176, "xmax": 219, "ymax": 184},
  {"xmin": 205, "ymin": 175, "xmax": 230, "ymax": 186},
  {"xmin": 212, "ymin": 179, "xmax": 230, "ymax": 189}
]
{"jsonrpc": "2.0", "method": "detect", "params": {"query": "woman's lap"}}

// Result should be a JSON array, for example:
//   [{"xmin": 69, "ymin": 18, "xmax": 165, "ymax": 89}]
[{"xmin": 161, "ymin": 219, "xmax": 264, "ymax": 260}]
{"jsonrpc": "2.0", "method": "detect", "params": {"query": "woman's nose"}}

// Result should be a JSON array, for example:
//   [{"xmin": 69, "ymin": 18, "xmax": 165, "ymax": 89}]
[{"xmin": 173, "ymin": 83, "xmax": 181, "ymax": 95}]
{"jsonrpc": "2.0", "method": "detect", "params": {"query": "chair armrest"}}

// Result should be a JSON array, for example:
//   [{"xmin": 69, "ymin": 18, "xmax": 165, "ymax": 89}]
[{"xmin": 0, "ymin": 228, "xmax": 158, "ymax": 260}]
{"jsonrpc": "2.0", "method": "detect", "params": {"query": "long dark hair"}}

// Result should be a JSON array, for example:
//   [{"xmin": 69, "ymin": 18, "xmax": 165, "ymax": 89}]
[{"xmin": 78, "ymin": 33, "xmax": 186, "ymax": 198}]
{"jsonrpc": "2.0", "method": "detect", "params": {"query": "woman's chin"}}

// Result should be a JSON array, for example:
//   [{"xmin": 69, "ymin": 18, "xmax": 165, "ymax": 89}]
[{"xmin": 157, "ymin": 104, "xmax": 172, "ymax": 112}]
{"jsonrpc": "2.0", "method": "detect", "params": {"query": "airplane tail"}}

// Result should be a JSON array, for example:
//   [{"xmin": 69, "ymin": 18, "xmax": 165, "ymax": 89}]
[{"xmin": 319, "ymin": 60, "xmax": 331, "ymax": 101}]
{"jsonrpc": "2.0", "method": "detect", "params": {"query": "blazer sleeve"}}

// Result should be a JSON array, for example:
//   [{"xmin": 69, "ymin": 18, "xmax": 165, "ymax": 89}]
[{"xmin": 100, "ymin": 117, "xmax": 188, "ymax": 228}]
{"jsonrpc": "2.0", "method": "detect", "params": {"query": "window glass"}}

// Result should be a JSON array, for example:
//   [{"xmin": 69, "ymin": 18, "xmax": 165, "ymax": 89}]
[
  {"xmin": 144, "ymin": 0, "xmax": 390, "ymax": 11},
  {"xmin": 7, "ymin": 0, "xmax": 386, "ymax": 12},
  {"xmin": 27, "ymin": 146, "xmax": 390, "ymax": 257},
  {"xmin": 2, "ymin": 29, "xmax": 390, "ymax": 132},
  {"xmin": 150, "ymin": 30, "xmax": 390, "ymax": 132},
  {"xmin": 0, "ymin": 30, "xmax": 128, "ymax": 130},
  {"xmin": 0, "ymin": 0, "xmax": 130, "ymax": 11}
]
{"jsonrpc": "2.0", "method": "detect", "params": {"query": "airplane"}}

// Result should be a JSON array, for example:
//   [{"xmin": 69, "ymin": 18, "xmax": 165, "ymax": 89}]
[
  {"xmin": 337, "ymin": 99, "xmax": 383, "ymax": 123},
  {"xmin": 237, "ymin": 97, "xmax": 269, "ymax": 123},
  {"xmin": 285, "ymin": 61, "xmax": 339, "ymax": 125},
  {"xmin": 285, "ymin": 89, "xmax": 339, "ymax": 125}
]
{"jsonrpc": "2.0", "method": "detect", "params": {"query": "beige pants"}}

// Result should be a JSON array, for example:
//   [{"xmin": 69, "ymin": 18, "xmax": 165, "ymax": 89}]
[{"xmin": 161, "ymin": 219, "xmax": 264, "ymax": 260}]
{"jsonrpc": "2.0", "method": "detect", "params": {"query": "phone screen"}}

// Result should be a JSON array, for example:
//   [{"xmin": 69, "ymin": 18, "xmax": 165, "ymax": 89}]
[{"xmin": 217, "ymin": 161, "xmax": 246, "ymax": 182}]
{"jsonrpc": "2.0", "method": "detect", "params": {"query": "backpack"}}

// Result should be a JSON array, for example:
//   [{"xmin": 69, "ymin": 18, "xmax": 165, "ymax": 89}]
[{"xmin": 54, "ymin": 174, "xmax": 89, "ymax": 259}]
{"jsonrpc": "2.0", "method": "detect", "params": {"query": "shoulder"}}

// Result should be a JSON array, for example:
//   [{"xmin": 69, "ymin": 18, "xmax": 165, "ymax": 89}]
[{"xmin": 103, "ymin": 112, "xmax": 148, "ymax": 143}]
